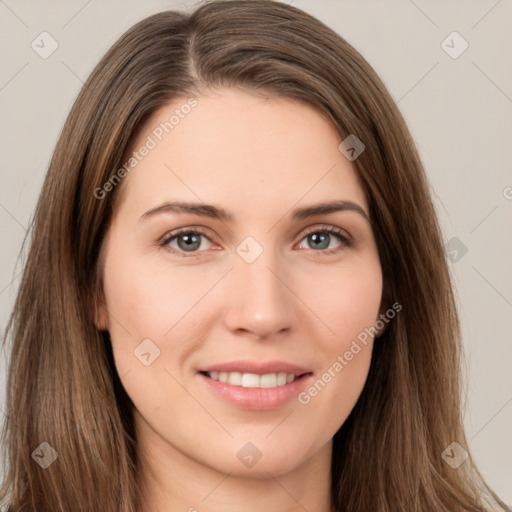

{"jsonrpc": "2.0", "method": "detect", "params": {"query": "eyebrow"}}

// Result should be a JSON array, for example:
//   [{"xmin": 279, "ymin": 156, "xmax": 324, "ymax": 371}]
[{"xmin": 139, "ymin": 199, "xmax": 370, "ymax": 223}]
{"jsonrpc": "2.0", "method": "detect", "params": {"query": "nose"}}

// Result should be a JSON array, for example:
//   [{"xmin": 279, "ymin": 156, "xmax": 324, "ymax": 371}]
[{"xmin": 222, "ymin": 248, "xmax": 298, "ymax": 341}]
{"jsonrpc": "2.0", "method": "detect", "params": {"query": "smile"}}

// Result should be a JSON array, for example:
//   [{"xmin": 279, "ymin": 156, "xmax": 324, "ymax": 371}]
[
  {"xmin": 203, "ymin": 371, "xmax": 298, "ymax": 388},
  {"xmin": 197, "ymin": 361, "xmax": 313, "ymax": 410}
]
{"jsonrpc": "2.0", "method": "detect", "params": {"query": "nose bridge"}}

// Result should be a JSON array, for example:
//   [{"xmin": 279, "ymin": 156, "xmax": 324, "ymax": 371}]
[{"xmin": 222, "ymin": 238, "xmax": 297, "ymax": 338}]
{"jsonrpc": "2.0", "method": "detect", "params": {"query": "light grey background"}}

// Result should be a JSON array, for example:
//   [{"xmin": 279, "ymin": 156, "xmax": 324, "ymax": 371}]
[{"xmin": 0, "ymin": 0, "xmax": 511, "ymax": 503}]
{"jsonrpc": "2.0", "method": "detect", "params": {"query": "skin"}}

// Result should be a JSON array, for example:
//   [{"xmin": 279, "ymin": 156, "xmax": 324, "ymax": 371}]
[{"xmin": 96, "ymin": 87, "xmax": 384, "ymax": 512}]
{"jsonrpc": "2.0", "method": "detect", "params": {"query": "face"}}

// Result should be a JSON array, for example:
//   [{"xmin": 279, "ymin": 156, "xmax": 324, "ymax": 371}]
[{"xmin": 96, "ymin": 87, "xmax": 383, "ymax": 478}]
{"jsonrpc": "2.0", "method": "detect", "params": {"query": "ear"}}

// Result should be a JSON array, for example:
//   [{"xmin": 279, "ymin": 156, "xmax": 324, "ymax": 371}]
[{"xmin": 94, "ymin": 291, "xmax": 109, "ymax": 331}]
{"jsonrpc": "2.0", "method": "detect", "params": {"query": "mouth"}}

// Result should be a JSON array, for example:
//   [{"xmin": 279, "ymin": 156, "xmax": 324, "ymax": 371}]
[
  {"xmin": 200, "ymin": 370, "xmax": 307, "ymax": 389},
  {"xmin": 197, "ymin": 361, "xmax": 313, "ymax": 410}
]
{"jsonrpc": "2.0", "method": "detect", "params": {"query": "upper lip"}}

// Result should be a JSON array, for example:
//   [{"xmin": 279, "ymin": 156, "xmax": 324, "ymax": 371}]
[{"xmin": 198, "ymin": 360, "xmax": 312, "ymax": 376}]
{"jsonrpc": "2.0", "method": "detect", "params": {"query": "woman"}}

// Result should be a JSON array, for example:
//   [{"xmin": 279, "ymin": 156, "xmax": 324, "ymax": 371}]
[{"xmin": 0, "ymin": 1, "xmax": 508, "ymax": 511}]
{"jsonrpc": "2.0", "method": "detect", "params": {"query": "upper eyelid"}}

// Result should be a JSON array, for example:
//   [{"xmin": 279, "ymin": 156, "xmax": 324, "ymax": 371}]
[{"xmin": 301, "ymin": 224, "xmax": 351, "ymax": 238}]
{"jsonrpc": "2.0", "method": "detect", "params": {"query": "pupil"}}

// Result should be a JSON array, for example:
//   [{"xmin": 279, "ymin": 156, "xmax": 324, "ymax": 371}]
[
  {"xmin": 310, "ymin": 233, "xmax": 329, "ymax": 250},
  {"xmin": 178, "ymin": 234, "xmax": 200, "ymax": 251}
]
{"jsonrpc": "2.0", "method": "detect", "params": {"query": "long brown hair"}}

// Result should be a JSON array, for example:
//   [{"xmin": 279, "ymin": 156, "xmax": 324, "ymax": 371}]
[{"xmin": 1, "ymin": 1, "xmax": 508, "ymax": 511}]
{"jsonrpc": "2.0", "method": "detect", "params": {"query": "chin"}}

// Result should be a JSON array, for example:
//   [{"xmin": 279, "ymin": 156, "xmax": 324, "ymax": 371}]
[{"xmin": 204, "ymin": 436, "xmax": 323, "ymax": 478}]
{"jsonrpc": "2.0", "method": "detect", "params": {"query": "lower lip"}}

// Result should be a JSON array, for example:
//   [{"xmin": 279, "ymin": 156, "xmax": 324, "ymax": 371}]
[{"xmin": 198, "ymin": 373, "xmax": 313, "ymax": 411}]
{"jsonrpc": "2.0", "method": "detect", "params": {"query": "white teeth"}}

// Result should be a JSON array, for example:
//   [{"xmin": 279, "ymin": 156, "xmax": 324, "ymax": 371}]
[
  {"xmin": 260, "ymin": 373, "xmax": 277, "ymax": 388},
  {"xmin": 241, "ymin": 373, "xmax": 260, "ymax": 388},
  {"xmin": 227, "ymin": 372, "xmax": 242, "ymax": 386},
  {"xmin": 206, "ymin": 371, "xmax": 298, "ymax": 388}
]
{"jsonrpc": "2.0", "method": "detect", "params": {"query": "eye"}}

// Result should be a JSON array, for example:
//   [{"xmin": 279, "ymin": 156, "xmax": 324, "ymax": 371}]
[
  {"xmin": 296, "ymin": 225, "xmax": 352, "ymax": 254},
  {"xmin": 160, "ymin": 226, "xmax": 216, "ymax": 256},
  {"xmin": 160, "ymin": 225, "xmax": 352, "ymax": 257}
]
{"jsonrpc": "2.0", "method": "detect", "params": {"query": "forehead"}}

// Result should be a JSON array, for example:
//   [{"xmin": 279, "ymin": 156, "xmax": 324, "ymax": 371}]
[{"xmin": 114, "ymin": 87, "xmax": 368, "ymax": 220}]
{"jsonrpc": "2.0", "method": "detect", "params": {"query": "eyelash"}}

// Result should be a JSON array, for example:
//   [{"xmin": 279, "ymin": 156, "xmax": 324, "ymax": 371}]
[{"xmin": 159, "ymin": 225, "xmax": 353, "ymax": 258}]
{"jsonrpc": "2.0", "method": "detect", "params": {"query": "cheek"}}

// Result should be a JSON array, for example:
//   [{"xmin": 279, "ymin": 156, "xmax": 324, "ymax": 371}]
[
  {"xmin": 293, "ymin": 258, "xmax": 381, "ymax": 415},
  {"xmin": 102, "ymin": 250, "xmax": 212, "ymax": 336},
  {"xmin": 101, "ymin": 245, "xmax": 229, "ymax": 380},
  {"xmin": 296, "ymin": 257, "xmax": 383, "ymax": 346},
  {"xmin": 101, "ymin": 254, "xmax": 211, "ymax": 415},
  {"xmin": 295, "ymin": 287, "xmax": 379, "ymax": 442}
]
